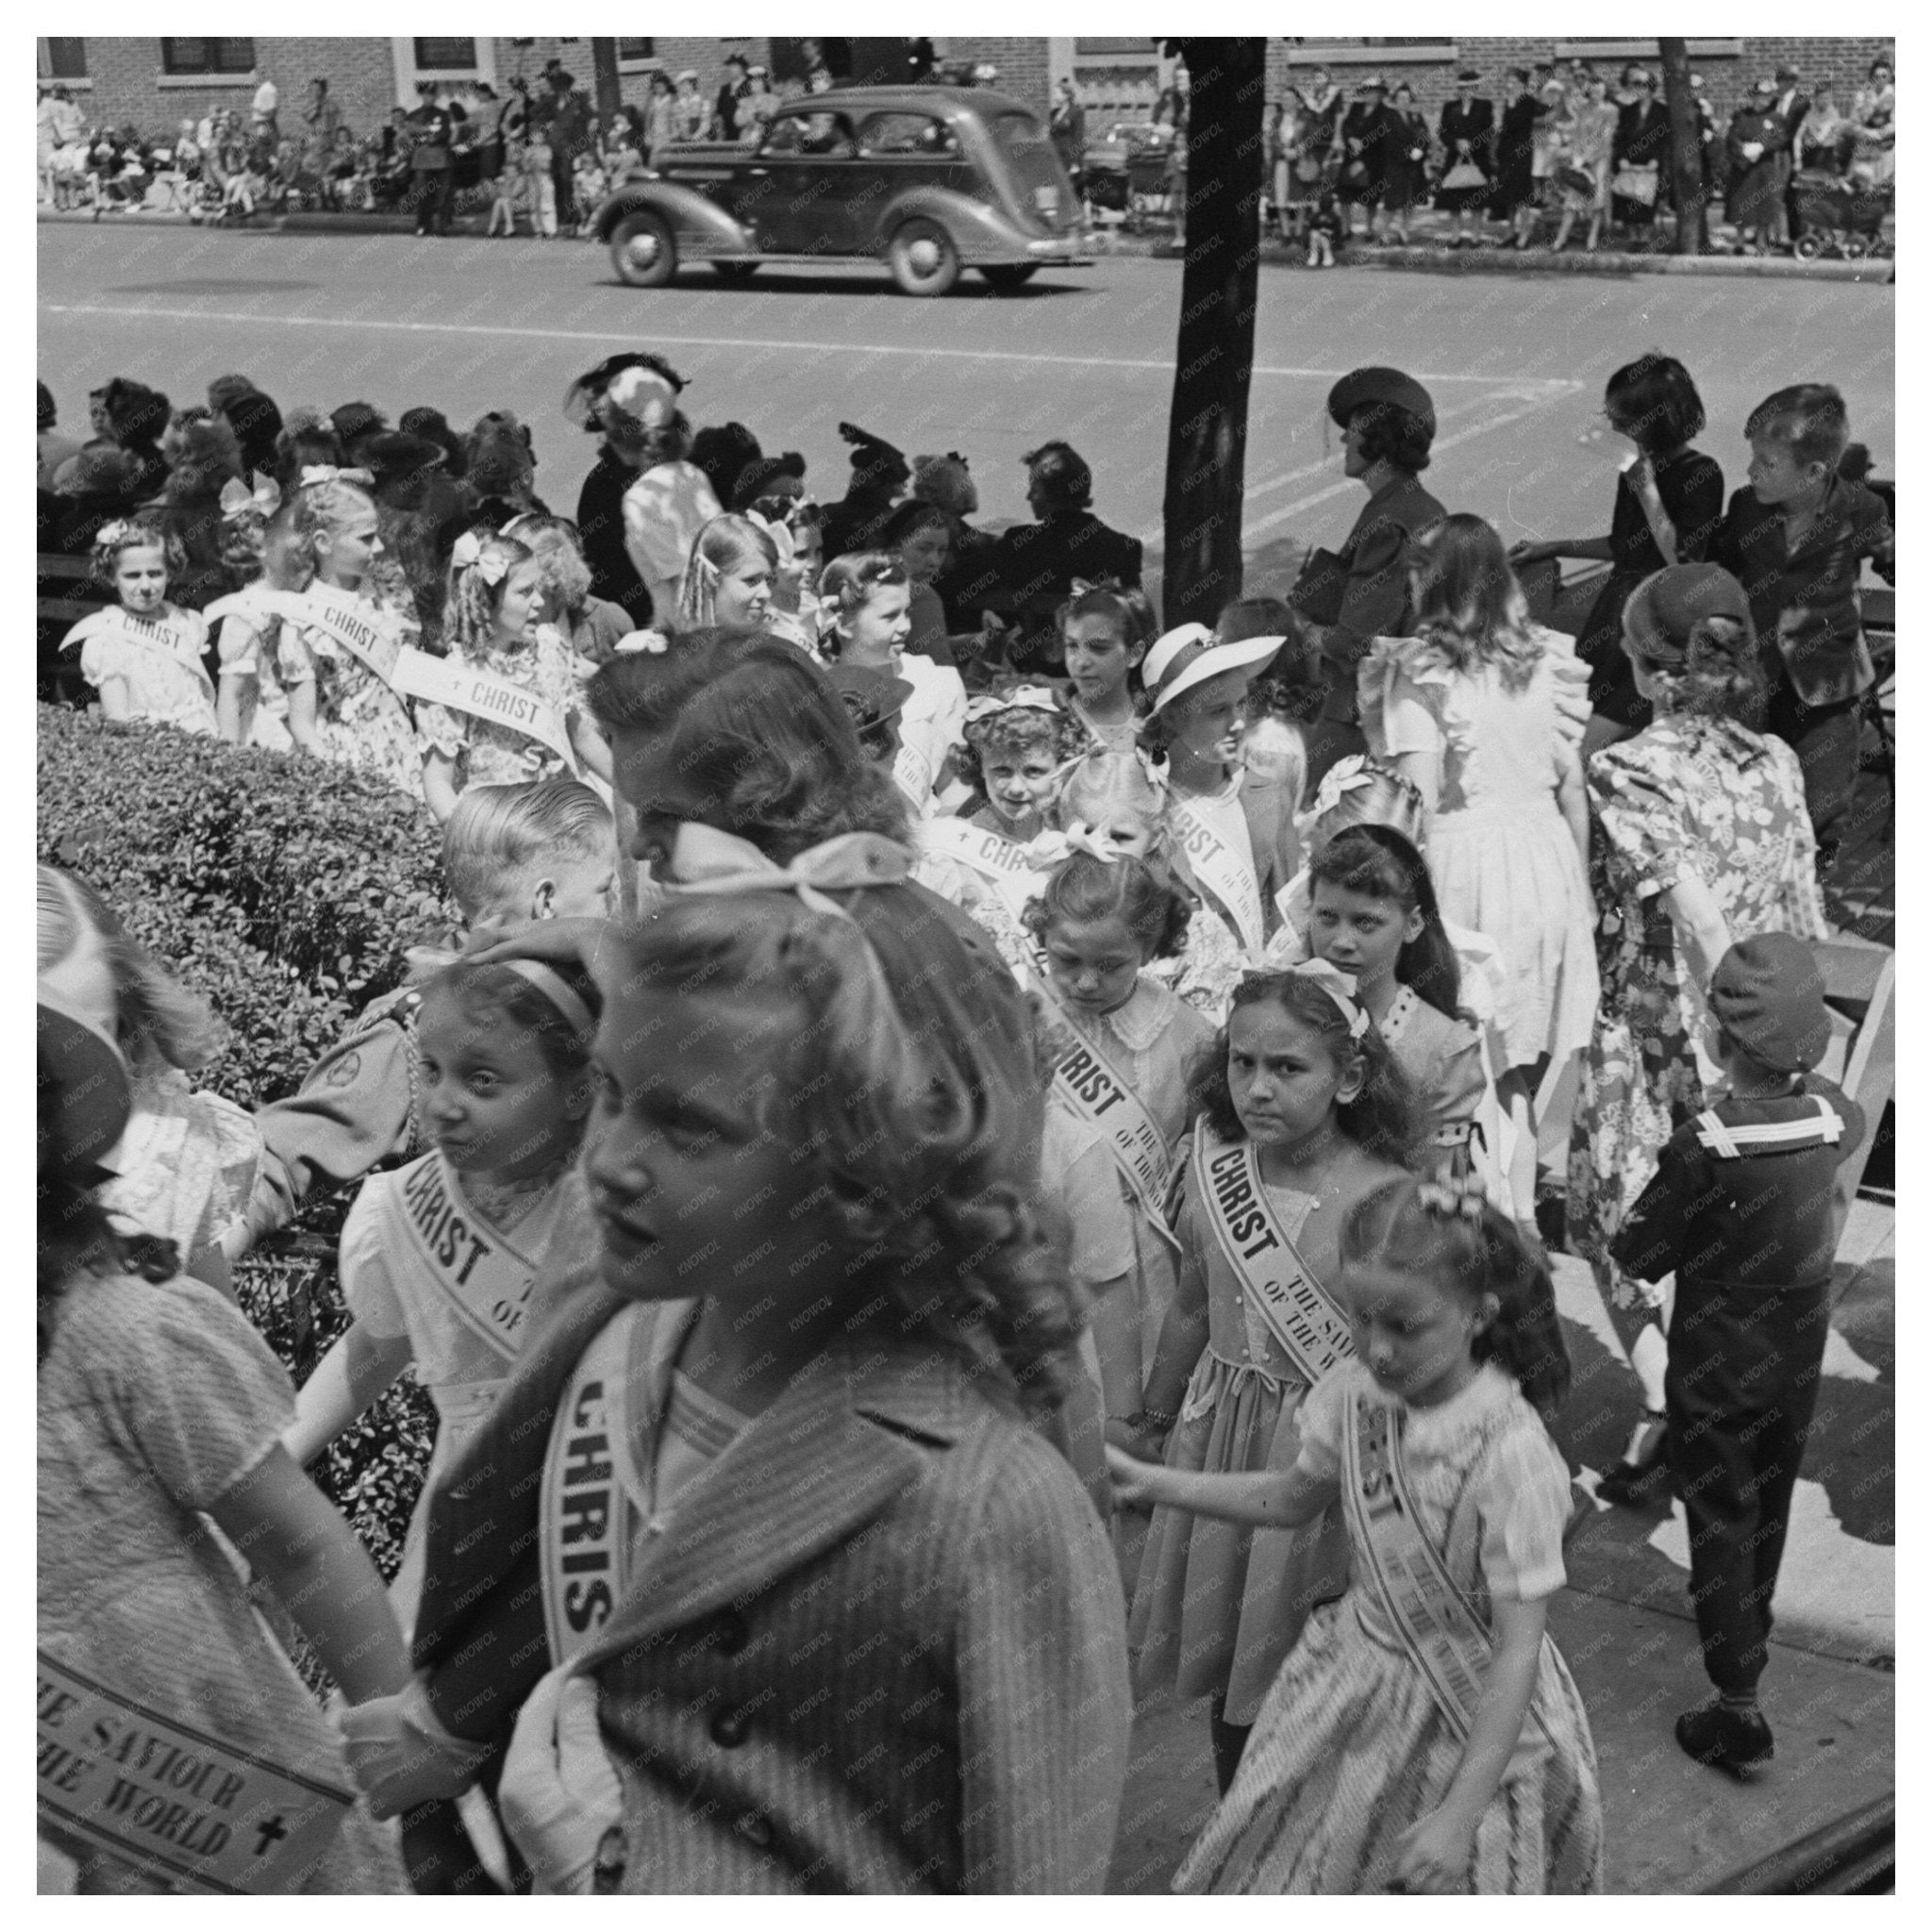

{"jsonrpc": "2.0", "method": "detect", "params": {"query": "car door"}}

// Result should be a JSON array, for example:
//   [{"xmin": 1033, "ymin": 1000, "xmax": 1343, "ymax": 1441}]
[
  {"xmin": 743, "ymin": 108, "xmax": 864, "ymax": 254},
  {"xmin": 851, "ymin": 110, "xmax": 973, "ymax": 249}
]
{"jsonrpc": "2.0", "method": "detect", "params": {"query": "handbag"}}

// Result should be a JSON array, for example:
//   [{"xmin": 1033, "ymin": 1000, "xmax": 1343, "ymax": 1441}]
[
  {"xmin": 1294, "ymin": 154, "xmax": 1324, "ymax": 185},
  {"xmin": 1441, "ymin": 158, "xmax": 1487, "ymax": 191},
  {"xmin": 1291, "ymin": 547, "xmax": 1350, "ymax": 627},
  {"xmin": 1558, "ymin": 163, "xmax": 1598, "ymax": 198},
  {"xmin": 1611, "ymin": 165, "xmax": 1659, "ymax": 206}
]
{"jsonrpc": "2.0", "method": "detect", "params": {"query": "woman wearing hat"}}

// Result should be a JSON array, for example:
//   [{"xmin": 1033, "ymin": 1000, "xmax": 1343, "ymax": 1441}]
[
  {"xmin": 1435, "ymin": 69, "xmax": 1495, "ymax": 247},
  {"xmin": 1141, "ymin": 624, "xmax": 1300, "ymax": 957},
  {"xmin": 1565, "ymin": 564, "xmax": 1825, "ymax": 1499},
  {"xmin": 566, "ymin": 353, "xmax": 692, "ymax": 630},
  {"xmin": 1292, "ymin": 368, "xmax": 1446, "ymax": 730},
  {"xmin": 1336, "ymin": 78, "xmax": 1394, "ymax": 241},
  {"xmin": 1725, "ymin": 82, "xmax": 1790, "ymax": 252},
  {"xmin": 1493, "ymin": 67, "xmax": 1550, "ymax": 248}
]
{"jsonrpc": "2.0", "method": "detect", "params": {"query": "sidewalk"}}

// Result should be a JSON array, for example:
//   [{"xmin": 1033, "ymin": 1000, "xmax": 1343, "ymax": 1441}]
[{"xmin": 36, "ymin": 200, "xmax": 1894, "ymax": 285}]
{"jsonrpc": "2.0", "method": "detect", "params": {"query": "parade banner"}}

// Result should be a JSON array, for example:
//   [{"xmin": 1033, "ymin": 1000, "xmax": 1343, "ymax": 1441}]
[
  {"xmin": 380, "ymin": 1153, "xmax": 540, "ymax": 1369},
  {"xmin": 1342, "ymin": 1391, "xmax": 1554, "ymax": 1760},
  {"xmin": 920, "ymin": 816, "xmax": 1052, "ymax": 924},
  {"xmin": 1026, "ymin": 970, "xmax": 1182, "ymax": 1257},
  {"xmin": 541, "ymin": 1307, "xmax": 649, "ymax": 1665},
  {"xmin": 1172, "ymin": 795, "xmax": 1266, "ymax": 957},
  {"xmin": 37, "ymin": 1654, "xmax": 352, "ymax": 1894},
  {"xmin": 1194, "ymin": 1122, "xmax": 1355, "ymax": 1386}
]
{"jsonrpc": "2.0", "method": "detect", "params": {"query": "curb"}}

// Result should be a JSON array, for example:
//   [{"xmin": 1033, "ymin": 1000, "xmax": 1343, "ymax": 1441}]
[{"xmin": 40, "ymin": 206, "xmax": 1895, "ymax": 285}]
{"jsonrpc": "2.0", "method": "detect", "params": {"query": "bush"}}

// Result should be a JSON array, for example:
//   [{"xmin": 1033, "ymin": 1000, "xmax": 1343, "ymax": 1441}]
[{"xmin": 37, "ymin": 707, "xmax": 458, "ymax": 1574}]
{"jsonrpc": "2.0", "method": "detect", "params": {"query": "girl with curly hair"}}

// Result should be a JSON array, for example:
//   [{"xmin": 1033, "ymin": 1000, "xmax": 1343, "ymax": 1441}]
[
  {"xmin": 341, "ymin": 796, "xmax": 1131, "ymax": 1894},
  {"xmin": 59, "ymin": 512, "xmax": 216, "ymax": 735},
  {"xmin": 1128, "ymin": 964, "xmax": 1418, "ymax": 1797}
]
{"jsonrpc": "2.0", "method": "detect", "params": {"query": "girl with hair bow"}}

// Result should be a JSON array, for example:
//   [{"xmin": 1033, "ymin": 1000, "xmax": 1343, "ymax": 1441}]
[
  {"xmin": 1127, "ymin": 959, "xmax": 1423, "ymax": 1798},
  {"xmin": 418, "ymin": 531, "xmax": 611, "ymax": 824}
]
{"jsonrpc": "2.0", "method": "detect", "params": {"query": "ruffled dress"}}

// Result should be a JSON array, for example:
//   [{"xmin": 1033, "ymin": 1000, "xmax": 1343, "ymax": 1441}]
[
  {"xmin": 38, "ymin": 1271, "xmax": 405, "ymax": 1893},
  {"xmin": 274, "ymin": 583, "xmax": 425, "ymax": 799},
  {"xmin": 1174, "ymin": 1361, "xmax": 1604, "ymax": 1896},
  {"xmin": 1566, "ymin": 716, "xmax": 1824, "ymax": 1299},
  {"xmin": 67, "ymin": 604, "xmax": 217, "ymax": 736},
  {"xmin": 415, "ymin": 624, "xmax": 585, "ymax": 790},
  {"xmin": 1128, "ymin": 1157, "xmax": 1353, "ymax": 1725},
  {"xmin": 1358, "ymin": 629, "xmax": 1599, "ymax": 1071}
]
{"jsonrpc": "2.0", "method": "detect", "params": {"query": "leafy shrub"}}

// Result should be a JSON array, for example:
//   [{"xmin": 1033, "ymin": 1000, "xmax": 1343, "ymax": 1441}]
[{"xmin": 37, "ymin": 707, "xmax": 457, "ymax": 1572}]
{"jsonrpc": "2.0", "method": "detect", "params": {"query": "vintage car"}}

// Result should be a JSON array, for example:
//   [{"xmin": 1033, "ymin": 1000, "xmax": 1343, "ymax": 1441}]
[{"xmin": 592, "ymin": 86, "xmax": 1089, "ymax": 295}]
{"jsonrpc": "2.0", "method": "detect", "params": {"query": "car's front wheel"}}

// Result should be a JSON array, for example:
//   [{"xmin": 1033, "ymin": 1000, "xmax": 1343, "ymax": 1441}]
[
  {"xmin": 887, "ymin": 219, "xmax": 961, "ymax": 297},
  {"xmin": 979, "ymin": 263, "xmax": 1039, "ymax": 293},
  {"xmin": 610, "ymin": 210, "xmax": 677, "ymax": 288}
]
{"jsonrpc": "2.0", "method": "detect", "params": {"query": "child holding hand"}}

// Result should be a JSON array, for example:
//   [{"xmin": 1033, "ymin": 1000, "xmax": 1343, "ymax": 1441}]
[{"xmin": 1114, "ymin": 1177, "xmax": 1603, "ymax": 1894}]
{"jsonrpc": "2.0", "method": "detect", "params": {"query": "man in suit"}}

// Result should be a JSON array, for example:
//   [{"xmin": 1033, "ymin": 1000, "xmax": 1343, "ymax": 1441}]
[
  {"xmin": 1772, "ymin": 64, "xmax": 1811, "ymax": 246},
  {"xmin": 987, "ymin": 441, "xmax": 1142, "ymax": 675},
  {"xmin": 536, "ymin": 63, "xmax": 591, "ymax": 229},
  {"xmin": 713, "ymin": 51, "xmax": 752, "ymax": 142}
]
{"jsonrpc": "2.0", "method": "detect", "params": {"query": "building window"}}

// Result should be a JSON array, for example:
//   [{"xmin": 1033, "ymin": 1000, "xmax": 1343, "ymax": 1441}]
[
  {"xmin": 413, "ymin": 39, "xmax": 479, "ymax": 72},
  {"xmin": 39, "ymin": 38, "xmax": 87, "ymax": 80},
  {"xmin": 618, "ymin": 39, "xmax": 656, "ymax": 62},
  {"xmin": 159, "ymin": 39, "xmax": 257, "ymax": 76}
]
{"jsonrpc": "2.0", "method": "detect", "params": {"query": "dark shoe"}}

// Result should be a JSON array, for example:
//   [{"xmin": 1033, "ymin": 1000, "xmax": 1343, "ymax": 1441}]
[
  {"xmin": 1595, "ymin": 1412, "xmax": 1670, "ymax": 1505},
  {"xmin": 1675, "ymin": 1700, "xmax": 1774, "ymax": 1779}
]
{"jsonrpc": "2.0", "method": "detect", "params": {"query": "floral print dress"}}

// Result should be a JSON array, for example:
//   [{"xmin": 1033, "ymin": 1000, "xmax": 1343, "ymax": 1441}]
[
  {"xmin": 275, "ymin": 582, "xmax": 425, "ymax": 799},
  {"xmin": 415, "ymin": 624, "xmax": 585, "ymax": 789},
  {"xmin": 1566, "ymin": 714, "xmax": 1824, "ymax": 1301}
]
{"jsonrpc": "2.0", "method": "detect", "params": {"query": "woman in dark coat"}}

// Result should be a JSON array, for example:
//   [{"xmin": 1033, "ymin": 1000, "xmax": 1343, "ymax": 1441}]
[
  {"xmin": 565, "ymin": 352, "xmax": 684, "ymax": 629},
  {"xmin": 1611, "ymin": 69, "xmax": 1673, "ymax": 239},
  {"xmin": 1379, "ymin": 84, "xmax": 1432, "ymax": 243},
  {"xmin": 1436, "ymin": 69, "xmax": 1495, "ymax": 246},
  {"xmin": 1336, "ymin": 78, "xmax": 1394, "ymax": 239},
  {"xmin": 1492, "ymin": 67, "xmax": 1548, "ymax": 247},
  {"xmin": 1725, "ymin": 82, "xmax": 1788, "ymax": 250}
]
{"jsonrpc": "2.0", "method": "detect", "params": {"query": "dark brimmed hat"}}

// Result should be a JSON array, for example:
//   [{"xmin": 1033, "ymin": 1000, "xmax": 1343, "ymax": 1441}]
[
  {"xmin": 1326, "ymin": 366, "xmax": 1437, "ymax": 439},
  {"xmin": 827, "ymin": 662, "xmax": 913, "ymax": 731},
  {"xmin": 1708, "ymin": 932, "xmax": 1830, "ymax": 1072},
  {"xmin": 1620, "ymin": 564, "xmax": 1754, "ymax": 664},
  {"xmin": 562, "ymin": 352, "xmax": 688, "ymax": 431},
  {"xmin": 1455, "ymin": 67, "xmax": 1481, "ymax": 84},
  {"xmin": 1359, "ymin": 75, "xmax": 1387, "ymax": 93},
  {"xmin": 731, "ymin": 452, "xmax": 807, "ymax": 510}
]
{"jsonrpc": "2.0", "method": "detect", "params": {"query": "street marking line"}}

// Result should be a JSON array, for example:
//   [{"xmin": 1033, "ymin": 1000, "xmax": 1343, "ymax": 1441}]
[{"xmin": 39, "ymin": 301, "xmax": 1583, "ymax": 390}]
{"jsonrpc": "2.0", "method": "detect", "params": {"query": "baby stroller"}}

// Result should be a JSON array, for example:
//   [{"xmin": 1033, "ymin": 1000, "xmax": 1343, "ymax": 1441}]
[{"xmin": 1790, "ymin": 168, "xmax": 1894, "ymax": 259}]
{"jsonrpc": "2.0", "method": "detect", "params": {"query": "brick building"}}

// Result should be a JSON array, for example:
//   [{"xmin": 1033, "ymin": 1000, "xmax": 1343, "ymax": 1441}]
[{"xmin": 39, "ymin": 35, "xmax": 1893, "ymax": 143}]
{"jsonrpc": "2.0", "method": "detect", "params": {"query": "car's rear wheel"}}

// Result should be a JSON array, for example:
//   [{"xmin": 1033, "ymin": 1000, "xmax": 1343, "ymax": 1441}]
[
  {"xmin": 979, "ymin": 263, "xmax": 1039, "ymax": 293},
  {"xmin": 887, "ymin": 219, "xmax": 961, "ymax": 297},
  {"xmin": 610, "ymin": 210, "xmax": 677, "ymax": 288},
  {"xmin": 711, "ymin": 261, "xmax": 759, "ymax": 282}
]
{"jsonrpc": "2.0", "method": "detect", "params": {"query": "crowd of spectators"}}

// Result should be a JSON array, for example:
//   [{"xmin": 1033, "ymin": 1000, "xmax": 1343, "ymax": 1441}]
[{"xmin": 1261, "ymin": 56, "xmax": 1895, "ymax": 258}]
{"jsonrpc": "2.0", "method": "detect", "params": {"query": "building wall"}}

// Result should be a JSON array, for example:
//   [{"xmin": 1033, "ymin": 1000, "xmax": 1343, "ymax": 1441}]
[{"xmin": 49, "ymin": 37, "xmax": 1890, "ymax": 142}]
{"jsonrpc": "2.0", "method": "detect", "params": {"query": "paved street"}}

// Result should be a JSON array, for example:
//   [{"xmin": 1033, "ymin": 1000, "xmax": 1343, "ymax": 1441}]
[
  {"xmin": 38, "ymin": 228, "xmax": 1894, "ymax": 592},
  {"xmin": 39, "ymin": 225, "xmax": 1893, "ymax": 1890}
]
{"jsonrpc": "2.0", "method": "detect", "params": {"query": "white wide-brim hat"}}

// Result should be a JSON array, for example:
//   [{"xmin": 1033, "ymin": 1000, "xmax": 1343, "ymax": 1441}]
[{"xmin": 1143, "ymin": 624, "xmax": 1287, "ymax": 714}]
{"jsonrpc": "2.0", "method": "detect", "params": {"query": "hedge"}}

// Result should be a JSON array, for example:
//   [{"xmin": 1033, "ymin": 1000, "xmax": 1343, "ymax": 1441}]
[{"xmin": 37, "ymin": 707, "xmax": 458, "ymax": 1578}]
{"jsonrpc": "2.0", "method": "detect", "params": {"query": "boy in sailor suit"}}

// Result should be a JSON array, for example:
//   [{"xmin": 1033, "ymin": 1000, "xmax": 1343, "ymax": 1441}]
[{"xmin": 1613, "ymin": 933, "xmax": 1864, "ymax": 1780}]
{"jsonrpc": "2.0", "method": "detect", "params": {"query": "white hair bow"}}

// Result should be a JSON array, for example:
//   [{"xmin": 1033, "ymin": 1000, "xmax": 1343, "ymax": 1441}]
[
  {"xmin": 1285, "ymin": 957, "xmax": 1371, "ymax": 1040},
  {"xmin": 1293, "ymin": 754, "xmax": 1376, "ymax": 838},
  {"xmin": 219, "ymin": 472, "xmax": 281, "ymax": 523},
  {"xmin": 92, "ymin": 519, "xmax": 134, "ymax": 549},
  {"xmin": 299, "ymin": 464, "xmax": 373, "ymax": 488},
  {"xmin": 451, "ymin": 530, "xmax": 510, "ymax": 585}
]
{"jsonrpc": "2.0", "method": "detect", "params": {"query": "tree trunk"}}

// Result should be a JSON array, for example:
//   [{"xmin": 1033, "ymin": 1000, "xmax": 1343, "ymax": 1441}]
[
  {"xmin": 1658, "ymin": 40, "xmax": 1707, "ymax": 254},
  {"xmin": 1159, "ymin": 38, "xmax": 1268, "ymax": 628},
  {"xmin": 591, "ymin": 39, "xmax": 623, "ymax": 126}
]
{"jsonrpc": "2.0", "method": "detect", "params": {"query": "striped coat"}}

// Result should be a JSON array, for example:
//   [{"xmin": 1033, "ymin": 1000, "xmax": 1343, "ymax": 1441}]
[{"xmin": 408, "ymin": 1286, "xmax": 1133, "ymax": 1892}]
